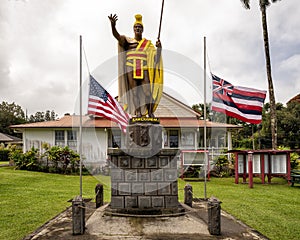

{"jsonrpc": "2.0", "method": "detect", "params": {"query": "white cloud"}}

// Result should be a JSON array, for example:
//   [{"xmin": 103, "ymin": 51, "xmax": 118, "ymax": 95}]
[
  {"xmin": 0, "ymin": 0, "xmax": 299, "ymax": 117},
  {"xmin": 276, "ymin": 54, "xmax": 300, "ymax": 102}
]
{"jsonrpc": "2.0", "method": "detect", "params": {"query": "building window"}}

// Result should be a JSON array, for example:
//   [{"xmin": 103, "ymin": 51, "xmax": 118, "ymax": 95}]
[
  {"xmin": 55, "ymin": 130, "xmax": 65, "ymax": 147},
  {"xmin": 181, "ymin": 131, "xmax": 195, "ymax": 147},
  {"xmin": 67, "ymin": 130, "xmax": 77, "ymax": 141},
  {"xmin": 169, "ymin": 130, "xmax": 179, "ymax": 148},
  {"xmin": 210, "ymin": 138, "xmax": 216, "ymax": 148},
  {"xmin": 55, "ymin": 130, "xmax": 77, "ymax": 150},
  {"xmin": 67, "ymin": 130, "xmax": 77, "ymax": 150},
  {"xmin": 163, "ymin": 130, "xmax": 168, "ymax": 147},
  {"xmin": 218, "ymin": 135, "xmax": 226, "ymax": 148},
  {"xmin": 108, "ymin": 129, "xmax": 121, "ymax": 148}
]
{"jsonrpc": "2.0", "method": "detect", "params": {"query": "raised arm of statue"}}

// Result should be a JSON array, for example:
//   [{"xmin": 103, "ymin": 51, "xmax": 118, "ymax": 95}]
[{"xmin": 108, "ymin": 14, "xmax": 122, "ymax": 42}]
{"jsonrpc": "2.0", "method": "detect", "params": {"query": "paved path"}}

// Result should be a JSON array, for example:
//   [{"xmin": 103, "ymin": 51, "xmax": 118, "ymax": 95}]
[{"xmin": 24, "ymin": 201, "xmax": 268, "ymax": 240}]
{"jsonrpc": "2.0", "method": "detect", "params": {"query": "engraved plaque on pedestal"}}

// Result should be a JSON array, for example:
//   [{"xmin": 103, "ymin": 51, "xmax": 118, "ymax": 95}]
[{"xmin": 124, "ymin": 120, "xmax": 162, "ymax": 158}]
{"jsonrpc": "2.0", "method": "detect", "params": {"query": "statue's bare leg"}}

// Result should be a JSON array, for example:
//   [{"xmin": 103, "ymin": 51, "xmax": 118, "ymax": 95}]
[
  {"xmin": 142, "ymin": 71, "xmax": 155, "ymax": 117},
  {"xmin": 127, "ymin": 69, "xmax": 141, "ymax": 117}
]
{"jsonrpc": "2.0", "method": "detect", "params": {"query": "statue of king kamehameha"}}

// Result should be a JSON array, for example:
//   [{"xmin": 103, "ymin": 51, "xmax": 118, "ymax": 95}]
[{"xmin": 108, "ymin": 13, "xmax": 163, "ymax": 118}]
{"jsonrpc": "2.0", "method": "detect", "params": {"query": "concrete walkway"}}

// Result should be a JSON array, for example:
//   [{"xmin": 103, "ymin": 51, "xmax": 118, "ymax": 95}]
[{"xmin": 24, "ymin": 201, "xmax": 268, "ymax": 240}]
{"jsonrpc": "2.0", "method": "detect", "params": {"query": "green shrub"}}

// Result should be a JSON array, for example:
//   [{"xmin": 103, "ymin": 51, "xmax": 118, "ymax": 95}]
[
  {"xmin": 181, "ymin": 166, "xmax": 202, "ymax": 178},
  {"xmin": 23, "ymin": 147, "xmax": 40, "ymax": 171},
  {"xmin": 12, "ymin": 147, "xmax": 40, "ymax": 171},
  {"xmin": 290, "ymin": 152, "xmax": 300, "ymax": 170},
  {"xmin": 43, "ymin": 146, "xmax": 80, "ymax": 174},
  {"xmin": 8, "ymin": 144, "xmax": 81, "ymax": 174},
  {"xmin": 212, "ymin": 154, "xmax": 234, "ymax": 177},
  {"xmin": 0, "ymin": 149, "xmax": 9, "ymax": 161},
  {"xmin": 9, "ymin": 145, "xmax": 25, "ymax": 169}
]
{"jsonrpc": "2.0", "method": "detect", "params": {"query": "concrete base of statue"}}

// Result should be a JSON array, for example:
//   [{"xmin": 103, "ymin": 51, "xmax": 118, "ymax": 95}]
[{"xmin": 107, "ymin": 117, "xmax": 181, "ymax": 215}]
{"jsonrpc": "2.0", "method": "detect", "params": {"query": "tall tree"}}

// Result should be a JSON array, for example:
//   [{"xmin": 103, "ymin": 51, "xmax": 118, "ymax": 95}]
[
  {"xmin": 277, "ymin": 101, "xmax": 300, "ymax": 149},
  {"xmin": 192, "ymin": 103, "xmax": 211, "ymax": 120},
  {"xmin": 29, "ymin": 110, "xmax": 58, "ymax": 123},
  {"xmin": 0, "ymin": 101, "xmax": 26, "ymax": 135},
  {"xmin": 240, "ymin": 0, "xmax": 280, "ymax": 149}
]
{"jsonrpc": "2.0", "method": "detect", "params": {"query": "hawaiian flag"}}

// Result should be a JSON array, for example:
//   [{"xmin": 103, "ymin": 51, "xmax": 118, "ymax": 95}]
[
  {"xmin": 88, "ymin": 75, "xmax": 130, "ymax": 133},
  {"xmin": 211, "ymin": 73, "xmax": 267, "ymax": 124}
]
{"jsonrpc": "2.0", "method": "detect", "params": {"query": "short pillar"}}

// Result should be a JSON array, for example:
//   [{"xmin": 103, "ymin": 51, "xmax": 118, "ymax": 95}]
[
  {"xmin": 248, "ymin": 152, "xmax": 253, "ymax": 188},
  {"xmin": 95, "ymin": 183, "xmax": 104, "ymax": 208},
  {"xmin": 234, "ymin": 153, "xmax": 239, "ymax": 184},
  {"xmin": 184, "ymin": 184, "xmax": 193, "ymax": 207},
  {"xmin": 207, "ymin": 197, "xmax": 221, "ymax": 235},
  {"xmin": 261, "ymin": 154, "xmax": 265, "ymax": 184},
  {"xmin": 287, "ymin": 152, "xmax": 291, "ymax": 185},
  {"xmin": 72, "ymin": 195, "xmax": 85, "ymax": 235}
]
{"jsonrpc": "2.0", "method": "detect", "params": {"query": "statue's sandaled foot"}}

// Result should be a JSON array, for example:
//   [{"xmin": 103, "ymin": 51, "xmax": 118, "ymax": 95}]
[{"xmin": 135, "ymin": 108, "xmax": 142, "ymax": 118}]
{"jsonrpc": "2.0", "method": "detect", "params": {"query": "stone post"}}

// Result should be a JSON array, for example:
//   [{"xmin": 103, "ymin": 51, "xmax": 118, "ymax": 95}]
[
  {"xmin": 207, "ymin": 196, "xmax": 221, "ymax": 235},
  {"xmin": 72, "ymin": 195, "xmax": 85, "ymax": 235},
  {"xmin": 95, "ymin": 184, "xmax": 103, "ymax": 208},
  {"xmin": 184, "ymin": 184, "xmax": 193, "ymax": 207}
]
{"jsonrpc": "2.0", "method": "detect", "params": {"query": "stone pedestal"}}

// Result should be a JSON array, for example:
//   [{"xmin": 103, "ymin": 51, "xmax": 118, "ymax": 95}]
[{"xmin": 108, "ymin": 119, "xmax": 179, "ymax": 214}]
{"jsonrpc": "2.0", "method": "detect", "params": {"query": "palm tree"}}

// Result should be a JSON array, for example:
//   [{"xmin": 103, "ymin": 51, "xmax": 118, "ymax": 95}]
[{"xmin": 240, "ymin": 0, "xmax": 280, "ymax": 149}]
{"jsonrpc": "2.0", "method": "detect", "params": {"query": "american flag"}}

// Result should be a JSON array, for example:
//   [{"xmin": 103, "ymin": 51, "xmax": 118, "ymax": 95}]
[
  {"xmin": 211, "ymin": 73, "xmax": 267, "ymax": 124},
  {"xmin": 88, "ymin": 75, "xmax": 129, "ymax": 133}
]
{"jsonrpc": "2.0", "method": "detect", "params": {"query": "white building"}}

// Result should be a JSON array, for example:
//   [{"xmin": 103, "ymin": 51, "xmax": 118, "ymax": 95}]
[{"xmin": 11, "ymin": 93, "xmax": 240, "ymax": 166}]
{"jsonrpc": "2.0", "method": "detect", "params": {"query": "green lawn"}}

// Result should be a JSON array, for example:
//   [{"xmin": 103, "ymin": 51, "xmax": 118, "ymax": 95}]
[
  {"xmin": 0, "ymin": 161, "xmax": 9, "ymax": 165},
  {"xmin": 0, "ymin": 167, "xmax": 101, "ymax": 240},
  {"xmin": 179, "ymin": 177, "xmax": 300, "ymax": 240},
  {"xmin": 0, "ymin": 167, "xmax": 299, "ymax": 240}
]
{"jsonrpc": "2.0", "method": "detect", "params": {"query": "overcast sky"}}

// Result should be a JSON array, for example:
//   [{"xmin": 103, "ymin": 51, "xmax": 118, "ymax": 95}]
[{"xmin": 1, "ymin": 0, "xmax": 299, "ymax": 117}]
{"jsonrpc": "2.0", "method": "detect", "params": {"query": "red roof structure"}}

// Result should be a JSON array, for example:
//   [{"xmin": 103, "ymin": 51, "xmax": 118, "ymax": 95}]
[
  {"xmin": 10, "ymin": 114, "xmax": 241, "ymax": 130},
  {"xmin": 10, "ymin": 92, "xmax": 241, "ymax": 131}
]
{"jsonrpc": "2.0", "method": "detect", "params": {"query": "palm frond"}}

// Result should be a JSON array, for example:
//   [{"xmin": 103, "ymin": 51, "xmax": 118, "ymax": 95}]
[
  {"xmin": 260, "ymin": 0, "xmax": 271, "ymax": 9},
  {"xmin": 259, "ymin": 0, "xmax": 281, "ymax": 10},
  {"xmin": 240, "ymin": 0, "xmax": 250, "ymax": 9}
]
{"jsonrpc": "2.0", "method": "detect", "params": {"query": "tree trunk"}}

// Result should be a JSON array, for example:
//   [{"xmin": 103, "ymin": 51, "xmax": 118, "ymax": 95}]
[{"xmin": 261, "ymin": 5, "xmax": 277, "ymax": 149}]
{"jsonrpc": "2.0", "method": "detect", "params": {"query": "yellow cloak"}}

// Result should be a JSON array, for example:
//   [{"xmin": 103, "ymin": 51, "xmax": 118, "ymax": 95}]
[{"xmin": 117, "ymin": 36, "xmax": 163, "ymax": 116}]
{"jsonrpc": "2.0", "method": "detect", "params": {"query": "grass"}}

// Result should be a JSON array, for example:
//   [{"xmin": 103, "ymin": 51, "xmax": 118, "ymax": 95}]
[
  {"xmin": 0, "ymin": 167, "xmax": 101, "ymax": 240},
  {"xmin": 0, "ymin": 161, "xmax": 9, "ymax": 165},
  {"xmin": 179, "ymin": 177, "xmax": 300, "ymax": 240},
  {"xmin": 0, "ymin": 167, "xmax": 299, "ymax": 240}
]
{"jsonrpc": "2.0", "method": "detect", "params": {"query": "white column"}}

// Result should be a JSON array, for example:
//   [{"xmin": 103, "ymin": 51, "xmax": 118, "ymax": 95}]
[{"xmin": 227, "ymin": 131, "xmax": 232, "ymax": 151}]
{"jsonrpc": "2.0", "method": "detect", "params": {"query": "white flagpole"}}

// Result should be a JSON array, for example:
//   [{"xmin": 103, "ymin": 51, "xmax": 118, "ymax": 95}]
[
  {"xmin": 79, "ymin": 35, "xmax": 83, "ymax": 197},
  {"xmin": 204, "ymin": 36, "xmax": 207, "ymax": 199}
]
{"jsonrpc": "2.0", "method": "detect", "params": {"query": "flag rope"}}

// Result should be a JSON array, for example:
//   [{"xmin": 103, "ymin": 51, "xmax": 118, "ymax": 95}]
[{"xmin": 82, "ymin": 43, "xmax": 91, "ymax": 75}]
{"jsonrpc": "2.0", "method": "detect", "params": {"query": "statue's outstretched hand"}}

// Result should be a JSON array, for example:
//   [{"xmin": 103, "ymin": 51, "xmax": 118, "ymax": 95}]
[{"xmin": 108, "ymin": 14, "xmax": 118, "ymax": 26}]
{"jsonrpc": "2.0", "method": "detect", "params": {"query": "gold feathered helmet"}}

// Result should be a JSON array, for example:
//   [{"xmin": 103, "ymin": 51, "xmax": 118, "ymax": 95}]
[{"xmin": 134, "ymin": 14, "xmax": 143, "ymax": 27}]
